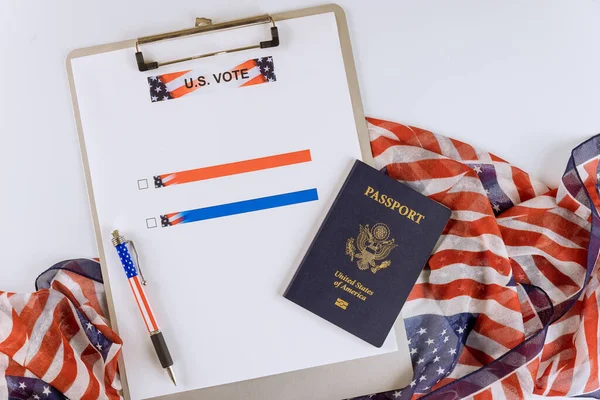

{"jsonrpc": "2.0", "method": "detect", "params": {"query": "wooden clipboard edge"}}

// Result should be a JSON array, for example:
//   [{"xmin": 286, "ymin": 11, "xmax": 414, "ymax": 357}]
[
  {"xmin": 66, "ymin": 48, "xmax": 133, "ymax": 400},
  {"xmin": 66, "ymin": 4, "xmax": 376, "ymax": 399}
]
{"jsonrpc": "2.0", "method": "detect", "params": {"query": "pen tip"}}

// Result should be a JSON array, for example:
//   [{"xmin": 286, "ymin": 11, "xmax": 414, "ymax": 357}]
[{"xmin": 166, "ymin": 366, "xmax": 177, "ymax": 386}]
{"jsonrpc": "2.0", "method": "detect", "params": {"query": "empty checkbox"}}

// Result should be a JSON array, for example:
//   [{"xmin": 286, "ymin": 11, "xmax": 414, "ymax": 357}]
[
  {"xmin": 146, "ymin": 218, "xmax": 157, "ymax": 229},
  {"xmin": 137, "ymin": 179, "xmax": 149, "ymax": 190}
]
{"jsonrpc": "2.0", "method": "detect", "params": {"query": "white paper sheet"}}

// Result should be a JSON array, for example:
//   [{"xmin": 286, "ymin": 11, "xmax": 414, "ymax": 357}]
[{"xmin": 71, "ymin": 12, "xmax": 399, "ymax": 399}]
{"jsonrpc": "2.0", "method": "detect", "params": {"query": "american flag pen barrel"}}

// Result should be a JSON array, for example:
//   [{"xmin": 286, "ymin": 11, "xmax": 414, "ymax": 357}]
[{"xmin": 111, "ymin": 230, "xmax": 177, "ymax": 386}]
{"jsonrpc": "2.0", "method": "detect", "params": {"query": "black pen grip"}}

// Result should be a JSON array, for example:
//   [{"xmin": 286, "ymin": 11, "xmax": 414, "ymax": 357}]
[{"xmin": 151, "ymin": 331, "xmax": 173, "ymax": 368}]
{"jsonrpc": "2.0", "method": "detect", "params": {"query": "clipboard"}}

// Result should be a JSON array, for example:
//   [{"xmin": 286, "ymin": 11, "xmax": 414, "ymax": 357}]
[{"xmin": 67, "ymin": 4, "xmax": 412, "ymax": 399}]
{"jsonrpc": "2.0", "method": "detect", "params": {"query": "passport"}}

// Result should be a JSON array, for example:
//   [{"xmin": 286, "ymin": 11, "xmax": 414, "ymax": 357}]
[{"xmin": 284, "ymin": 160, "xmax": 451, "ymax": 347}]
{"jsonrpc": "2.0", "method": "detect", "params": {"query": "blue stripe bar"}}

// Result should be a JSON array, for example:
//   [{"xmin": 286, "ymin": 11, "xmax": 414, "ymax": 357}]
[{"xmin": 175, "ymin": 188, "xmax": 318, "ymax": 225}]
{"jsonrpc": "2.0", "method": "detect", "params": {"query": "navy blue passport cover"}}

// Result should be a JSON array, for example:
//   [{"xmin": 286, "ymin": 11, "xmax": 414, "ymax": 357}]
[{"xmin": 284, "ymin": 160, "xmax": 451, "ymax": 347}]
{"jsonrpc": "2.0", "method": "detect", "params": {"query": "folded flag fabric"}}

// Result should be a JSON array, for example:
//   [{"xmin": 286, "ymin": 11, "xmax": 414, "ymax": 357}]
[
  {"xmin": 1, "ymin": 118, "xmax": 599, "ymax": 400},
  {"xmin": 353, "ymin": 118, "xmax": 600, "ymax": 399},
  {"xmin": 0, "ymin": 259, "xmax": 122, "ymax": 399}
]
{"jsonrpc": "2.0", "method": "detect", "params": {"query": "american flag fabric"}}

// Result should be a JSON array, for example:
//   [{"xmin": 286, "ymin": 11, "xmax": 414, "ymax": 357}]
[
  {"xmin": 0, "ymin": 259, "xmax": 122, "ymax": 399},
  {"xmin": 148, "ymin": 56, "xmax": 276, "ymax": 103},
  {"xmin": 2, "ymin": 119, "xmax": 600, "ymax": 400},
  {"xmin": 352, "ymin": 118, "xmax": 600, "ymax": 399}
]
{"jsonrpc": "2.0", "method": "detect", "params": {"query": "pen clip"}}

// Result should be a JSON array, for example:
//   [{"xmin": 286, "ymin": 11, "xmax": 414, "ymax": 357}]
[{"xmin": 126, "ymin": 240, "xmax": 147, "ymax": 286}]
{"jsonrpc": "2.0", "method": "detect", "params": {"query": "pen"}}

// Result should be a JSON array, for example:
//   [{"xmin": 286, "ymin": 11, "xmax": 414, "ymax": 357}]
[{"xmin": 111, "ymin": 230, "xmax": 177, "ymax": 386}]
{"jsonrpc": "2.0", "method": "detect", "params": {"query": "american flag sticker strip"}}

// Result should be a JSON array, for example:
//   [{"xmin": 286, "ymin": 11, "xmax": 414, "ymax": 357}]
[
  {"xmin": 148, "ymin": 56, "xmax": 276, "ymax": 102},
  {"xmin": 154, "ymin": 150, "xmax": 312, "ymax": 188},
  {"xmin": 160, "ymin": 189, "xmax": 318, "ymax": 227}
]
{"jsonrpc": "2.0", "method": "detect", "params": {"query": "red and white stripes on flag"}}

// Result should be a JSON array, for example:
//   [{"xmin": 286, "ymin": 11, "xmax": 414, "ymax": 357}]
[
  {"xmin": 128, "ymin": 275, "xmax": 158, "ymax": 333},
  {"xmin": 2, "ymin": 117, "xmax": 600, "ymax": 399},
  {"xmin": 366, "ymin": 117, "xmax": 600, "ymax": 399},
  {"xmin": 0, "ymin": 260, "xmax": 122, "ymax": 399}
]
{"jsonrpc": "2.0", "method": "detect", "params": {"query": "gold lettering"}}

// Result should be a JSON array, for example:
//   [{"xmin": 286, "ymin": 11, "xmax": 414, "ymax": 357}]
[
  {"xmin": 362, "ymin": 187, "xmax": 427, "ymax": 225},
  {"xmin": 407, "ymin": 209, "xmax": 417, "ymax": 221},
  {"xmin": 355, "ymin": 282, "xmax": 374, "ymax": 296},
  {"xmin": 335, "ymin": 271, "xmax": 356, "ymax": 285},
  {"xmin": 340, "ymin": 284, "xmax": 367, "ymax": 301}
]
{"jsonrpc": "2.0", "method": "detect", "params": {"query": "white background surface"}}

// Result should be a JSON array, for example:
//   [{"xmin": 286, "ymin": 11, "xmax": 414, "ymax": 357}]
[{"xmin": 2, "ymin": 1, "xmax": 600, "ymax": 399}]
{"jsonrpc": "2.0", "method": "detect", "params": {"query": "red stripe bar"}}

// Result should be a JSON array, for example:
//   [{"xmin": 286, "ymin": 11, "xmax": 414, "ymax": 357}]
[{"xmin": 156, "ymin": 149, "xmax": 312, "ymax": 188}]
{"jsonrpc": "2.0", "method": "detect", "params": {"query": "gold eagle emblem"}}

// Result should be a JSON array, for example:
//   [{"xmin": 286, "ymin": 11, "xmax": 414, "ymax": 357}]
[{"xmin": 345, "ymin": 223, "xmax": 397, "ymax": 274}]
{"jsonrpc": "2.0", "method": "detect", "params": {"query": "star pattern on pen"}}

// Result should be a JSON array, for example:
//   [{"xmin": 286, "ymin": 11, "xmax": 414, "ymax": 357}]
[{"xmin": 116, "ymin": 243, "xmax": 138, "ymax": 279}]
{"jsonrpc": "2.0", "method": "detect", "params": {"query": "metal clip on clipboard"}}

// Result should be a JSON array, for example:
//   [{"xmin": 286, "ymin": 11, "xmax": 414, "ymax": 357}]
[{"xmin": 134, "ymin": 14, "xmax": 280, "ymax": 72}]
